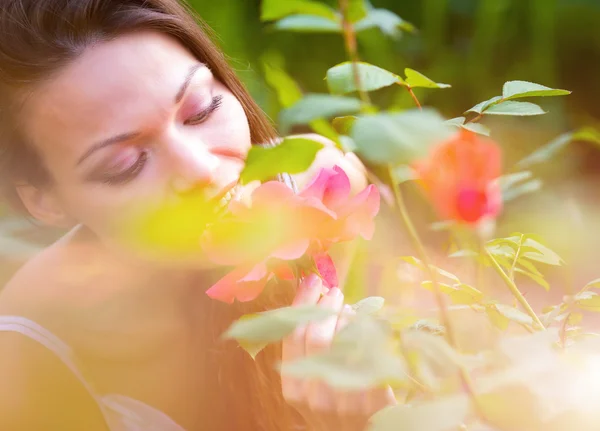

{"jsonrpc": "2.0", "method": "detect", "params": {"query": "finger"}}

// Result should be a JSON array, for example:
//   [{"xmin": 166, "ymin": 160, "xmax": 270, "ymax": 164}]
[
  {"xmin": 292, "ymin": 273, "xmax": 324, "ymax": 306},
  {"xmin": 365, "ymin": 386, "xmax": 397, "ymax": 416},
  {"xmin": 301, "ymin": 288, "xmax": 344, "ymax": 413},
  {"xmin": 305, "ymin": 287, "xmax": 344, "ymax": 356}
]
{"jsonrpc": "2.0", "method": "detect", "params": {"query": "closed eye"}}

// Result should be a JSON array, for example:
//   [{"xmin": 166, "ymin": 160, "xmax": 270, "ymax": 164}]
[{"xmin": 184, "ymin": 95, "xmax": 223, "ymax": 126}]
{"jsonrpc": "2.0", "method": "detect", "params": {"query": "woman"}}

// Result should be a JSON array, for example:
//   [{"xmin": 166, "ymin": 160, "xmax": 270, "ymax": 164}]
[{"xmin": 0, "ymin": 0, "xmax": 393, "ymax": 430}]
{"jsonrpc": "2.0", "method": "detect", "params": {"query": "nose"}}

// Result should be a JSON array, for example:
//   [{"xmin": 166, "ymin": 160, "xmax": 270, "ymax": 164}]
[{"xmin": 165, "ymin": 134, "xmax": 220, "ymax": 194}]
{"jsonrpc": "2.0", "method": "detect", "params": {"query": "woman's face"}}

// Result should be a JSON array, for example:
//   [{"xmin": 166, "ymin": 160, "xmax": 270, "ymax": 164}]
[{"xmin": 20, "ymin": 31, "xmax": 252, "ymax": 258}]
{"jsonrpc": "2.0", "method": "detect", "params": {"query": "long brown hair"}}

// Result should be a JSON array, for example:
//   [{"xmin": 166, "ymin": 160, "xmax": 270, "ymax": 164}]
[{"xmin": 0, "ymin": 0, "xmax": 299, "ymax": 429}]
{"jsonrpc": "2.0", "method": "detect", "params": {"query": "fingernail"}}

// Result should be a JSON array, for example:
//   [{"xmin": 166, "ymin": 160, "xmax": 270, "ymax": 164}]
[
  {"xmin": 327, "ymin": 287, "xmax": 341, "ymax": 297},
  {"xmin": 303, "ymin": 273, "xmax": 321, "ymax": 290}
]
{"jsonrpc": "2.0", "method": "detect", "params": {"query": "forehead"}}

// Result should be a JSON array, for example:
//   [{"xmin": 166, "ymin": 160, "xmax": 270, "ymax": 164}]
[{"xmin": 22, "ymin": 31, "xmax": 203, "ymax": 161}]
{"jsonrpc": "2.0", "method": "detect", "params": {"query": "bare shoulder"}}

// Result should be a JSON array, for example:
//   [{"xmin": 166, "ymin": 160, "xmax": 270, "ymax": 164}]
[
  {"xmin": 0, "ymin": 226, "xmax": 111, "ymax": 318},
  {"xmin": 286, "ymin": 133, "xmax": 368, "ymax": 193}
]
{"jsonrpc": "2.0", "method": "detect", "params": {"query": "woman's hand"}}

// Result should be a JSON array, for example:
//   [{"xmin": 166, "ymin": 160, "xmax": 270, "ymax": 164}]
[{"xmin": 281, "ymin": 274, "xmax": 396, "ymax": 431}]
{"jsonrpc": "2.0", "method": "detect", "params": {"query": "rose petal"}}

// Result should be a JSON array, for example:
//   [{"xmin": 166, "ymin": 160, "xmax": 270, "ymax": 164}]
[
  {"xmin": 271, "ymin": 239, "xmax": 311, "ymax": 261},
  {"xmin": 314, "ymin": 253, "xmax": 338, "ymax": 288},
  {"xmin": 206, "ymin": 264, "xmax": 270, "ymax": 303}
]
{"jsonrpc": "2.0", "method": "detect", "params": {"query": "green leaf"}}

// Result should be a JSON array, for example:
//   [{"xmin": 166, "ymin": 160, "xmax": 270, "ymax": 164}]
[
  {"xmin": 516, "ymin": 128, "xmax": 600, "ymax": 169},
  {"xmin": 224, "ymin": 305, "xmax": 335, "ymax": 358},
  {"xmin": 240, "ymin": 137, "xmax": 324, "ymax": 184},
  {"xmin": 393, "ymin": 165, "xmax": 417, "ymax": 184},
  {"xmin": 280, "ymin": 94, "xmax": 362, "ymax": 134},
  {"xmin": 355, "ymin": 8, "xmax": 415, "ymax": 39},
  {"xmin": 514, "ymin": 268, "xmax": 550, "ymax": 291},
  {"xmin": 347, "ymin": 0, "xmax": 368, "ymax": 23},
  {"xmin": 369, "ymin": 395, "xmax": 470, "ymax": 431},
  {"xmin": 466, "ymin": 96, "xmax": 502, "ymax": 114},
  {"xmin": 262, "ymin": 58, "xmax": 303, "ymax": 107},
  {"xmin": 494, "ymin": 304, "xmax": 534, "ymax": 325},
  {"xmin": 486, "ymin": 305, "xmax": 509, "ymax": 330},
  {"xmin": 404, "ymin": 68, "xmax": 451, "ymax": 89},
  {"xmin": 483, "ymin": 101, "xmax": 546, "ymax": 116},
  {"xmin": 445, "ymin": 117, "xmax": 466, "ymax": 127},
  {"xmin": 449, "ymin": 284, "xmax": 484, "ymax": 305},
  {"xmin": 262, "ymin": 56, "xmax": 339, "ymax": 141},
  {"xmin": 261, "ymin": 0, "xmax": 337, "ymax": 21},
  {"xmin": 502, "ymin": 80, "xmax": 571, "ymax": 100},
  {"xmin": 498, "ymin": 171, "xmax": 533, "ymax": 192},
  {"xmin": 577, "ymin": 292, "xmax": 600, "ymax": 311},
  {"xmin": 584, "ymin": 278, "xmax": 600, "ymax": 289},
  {"xmin": 352, "ymin": 296, "xmax": 385, "ymax": 315},
  {"xmin": 351, "ymin": 108, "xmax": 453, "ymax": 164},
  {"xmin": 462, "ymin": 122, "xmax": 491, "ymax": 136},
  {"xmin": 326, "ymin": 62, "xmax": 403, "ymax": 95},
  {"xmin": 519, "ymin": 237, "xmax": 563, "ymax": 266},
  {"xmin": 502, "ymin": 179, "xmax": 543, "ymax": 202},
  {"xmin": 332, "ymin": 115, "xmax": 358, "ymax": 135},
  {"xmin": 281, "ymin": 315, "xmax": 407, "ymax": 390},
  {"xmin": 274, "ymin": 15, "xmax": 342, "ymax": 33},
  {"xmin": 400, "ymin": 256, "xmax": 460, "ymax": 283},
  {"xmin": 339, "ymin": 135, "xmax": 358, "ymax": 152}
]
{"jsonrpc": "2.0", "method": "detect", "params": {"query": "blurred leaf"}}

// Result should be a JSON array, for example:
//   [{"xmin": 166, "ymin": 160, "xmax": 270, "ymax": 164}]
[
  {"xmin": 483, "ymin": 101, "xmax": 546, "ymax": 116},
  {"xmin": 404, "ymin": 68, "xmax": 451, "ymax": 89},
  {"xmin": 462, "ymin": 122, "xmax": 491, "ymax": 136},
  {"xmin": 445, "ymin": 117, "xmax": 465, "ymax": 126},
  {"xmin": 502, "ymin": 80, "xmax": 571, "ymax": 100},
  {"xmin": 393, "ymin": 165, "xmax": 417, "ymax": 184},
  {"xmin": 347, "ymin": 0, "xmax": 368, "ymax": 23},
  {"xmin": 224, "ymin": 305, "xmax": 335, "ymax": 358},
  {"xmin": 339, "ymin": 135, "xmax": 358, "ymax": 152},
  {"xmin": 355, "ymin": 8, "xmax": 415, "ymax": 39},
  {"xmin": 262, "ymin": 59, "xmax": 303, "ymax": 107},
  {"xmin": 400, "ymin": 256, "xmax": 460, "ymax": 282},
  {"xmin": 486, "ymin": 305, "xmax": 509, "ymax": 330},
  {"xmin": 421, "ymin": 281, "xmax": 456, "ymax": 295},
  {"xmin": 576, "ymin": 292, "xmax": 600, "ymax": 311},
  {"xmin": 514, "ymin": 268, "xmax": 550, "ymax": 291},
  {"xmin": 516, "ymin": 128, "xmax": 600, "ymax": 169},
  {"xmin": 326, "ymin": 61, "xmax": 403, "ymax": 95},
  {"xmin": 584, "ymin": 278, "xmax": 600, "ymax": 289},
  {"xmin": 502, "ymin": 179, "xmax": 543, "ymax": 202},
  {"xmin": 494, "ymin": 304, "xmax": 534, "ymax": 325},
  {"xmin": 240, "ymin": 137, "xmax": 324, "ymax": 183},
  {"xmin": 351, "ymin": 108, "xmax": 452, "ymax": 164},
  {"xmin": 274, "ymin": 15, "xmax": 342, "ymax": 33},
  {"xmin": 448, "ymin": 249, "xmax": 479, "ymax": 258},
  {"xmin": 280, "ymin": 94, "xmax": 362, "ymax": 133},
  {"xmin": 262, "ymin": 57, "xmax": 339, "ymax": 140},
  {"xmin": 261, "ymin": 0, "xmax": 337, "ymax": 21},
  {"xmin": 368, "ymin": 395, "xmax": 470, "ymax": 431},
  {"xmin": 478, "ymin": 385, "xmax": 541, "ymax": 431},
  {"xmin": 498, "ymin": 171, "xmax": 533, "ymax": 192},
  {"xmin": 281, "ymin": 314, "xmax": 407, "ymax": 390},
  {"xmin": 518, "ymin": 237, "xmax": 563, "ymax": 265},
  {"xmin": 332, "ymin": 115, "xmax": 358, "ymax": 134},
  {"xmin": 568, "ymin": 312, "xmax": 583, "ymax": 326},
  {"xmin": 466, "ymin": 96, "xmax": 502, "ymax": 114},
  {"xmin": 449, "ymin": 284, "xmax": 484, "ymax": 305},
  {"xmin": 352, "ymin": 296, "xmax": 385, "ymax": 314}
]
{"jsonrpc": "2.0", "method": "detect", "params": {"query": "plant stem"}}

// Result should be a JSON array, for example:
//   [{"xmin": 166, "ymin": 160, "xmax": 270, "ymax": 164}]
[
  {"xmin": 484, "ymin": 247, "xmax": 545, "ymax": 330},
  {"xmin": 388, "ymin": 166, "xmax": 484, "ymax": 417},
  {"xmin": 338, "ymin": 0, "xmax": 371, "ymax": 107},
  {"xmin": 407, "ymin": 86, "xmax": 423, "ymax": 110}
]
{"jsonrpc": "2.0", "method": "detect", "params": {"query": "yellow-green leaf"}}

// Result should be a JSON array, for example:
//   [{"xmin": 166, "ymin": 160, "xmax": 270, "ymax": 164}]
[{"xmin": 404, "ymin": 68, "xmax": 451, "ymax": 89}]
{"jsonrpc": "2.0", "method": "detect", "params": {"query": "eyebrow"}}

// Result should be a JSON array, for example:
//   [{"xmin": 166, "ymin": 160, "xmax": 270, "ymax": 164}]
[{"xmin": 77, "ymin": 63, "xmax": 204, "ymax": 166}]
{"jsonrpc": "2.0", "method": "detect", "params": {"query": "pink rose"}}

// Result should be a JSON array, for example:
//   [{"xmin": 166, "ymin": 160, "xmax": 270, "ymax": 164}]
[{"xmin": 203, "ymin": 166, "xmax": 380, "ymax": 304}]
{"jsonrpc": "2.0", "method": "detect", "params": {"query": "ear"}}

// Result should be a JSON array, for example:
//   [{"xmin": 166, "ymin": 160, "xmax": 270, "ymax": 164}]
[{"xmin": 15, "ymin": 184, "xmax": 74, "ymax": 228}]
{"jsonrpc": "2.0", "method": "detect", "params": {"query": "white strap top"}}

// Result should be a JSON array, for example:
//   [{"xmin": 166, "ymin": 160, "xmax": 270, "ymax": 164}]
[{"xmin": 0, "ymin": 315, "xmax": 186, "ymax": 431}]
